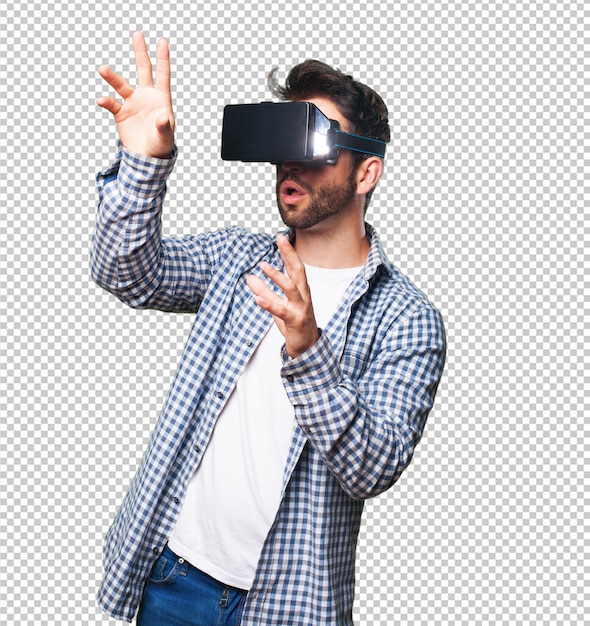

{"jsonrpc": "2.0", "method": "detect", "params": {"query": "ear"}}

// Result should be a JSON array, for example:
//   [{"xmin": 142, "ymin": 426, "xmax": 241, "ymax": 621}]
[{"xmin": 355, "ymin": 156, "xmax": 384, "ymax": 196}]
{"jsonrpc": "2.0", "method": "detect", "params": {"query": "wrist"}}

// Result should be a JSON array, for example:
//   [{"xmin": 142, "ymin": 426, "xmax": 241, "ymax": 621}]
[
  {"xmin": 119, "ymin": 146, "xmax": 178, "ymax": 197},
  {"xmin": 285, "ymin": 330, "xmax": 321, "ymax": 359}
]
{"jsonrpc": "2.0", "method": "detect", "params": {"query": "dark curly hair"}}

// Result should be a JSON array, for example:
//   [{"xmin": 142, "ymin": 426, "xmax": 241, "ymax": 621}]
[{"xmin": 268, "ymin": 60, "xmax": 390, "ymax": 209}]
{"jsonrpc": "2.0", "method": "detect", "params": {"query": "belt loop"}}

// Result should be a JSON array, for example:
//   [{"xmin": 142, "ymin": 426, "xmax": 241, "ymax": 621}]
[{"xmin": 219, "ymin": 587, "xmax": 230, "ymax": 607}]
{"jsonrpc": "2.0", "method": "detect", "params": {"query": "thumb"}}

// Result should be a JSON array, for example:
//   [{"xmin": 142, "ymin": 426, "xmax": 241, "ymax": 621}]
[
  {"xmin": 153, "ymin": 114, "xmax": 174, "ymax": 156},
  {"xmin": 155, "ymin": 113, "xmax": 173, "ymax": 135}
]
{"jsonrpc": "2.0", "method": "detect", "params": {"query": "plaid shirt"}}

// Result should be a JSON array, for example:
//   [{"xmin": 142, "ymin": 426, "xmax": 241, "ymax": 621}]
[{"xmin": 91, "ymin": 146, "xmax": 446, "ymax": 624}]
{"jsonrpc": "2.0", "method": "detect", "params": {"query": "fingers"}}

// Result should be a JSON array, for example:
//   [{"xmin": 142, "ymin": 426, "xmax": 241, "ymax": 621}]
[
  {"xmin": 97, "ymin": 64, "xmax": 134, "ymax": 100},
  {"xmin": 133, "ymin": 32, "xmax": 170, "ymax": 94},
  {"xmin": 132, "ymin": 31, "xmax": 153, "ymax": 88},
  {"xmin": 155, "ymin": 38, "xmax": 171, "ymax": 96},
  {"xmin": 97, "ymin": 33, "xmax": 170, "ymax": 99},
  {"xmin": 258, "ymin": 262, "xmax": 302, "ymax": 305},
  {"xmin": 249, "ymin": 236, "xmax": 309, "ymax": 309},
  {"xmin": 245, "ymin": 274, "xmax": 282, "ymax": 312},
  {"xmin": 96, "ymin": 95, "xmax": 122, "ymax": 116},
  {"xmin": 246, "ymin": 263, "xmax": 305, "ymax": 318},
  {"xmin": 275, "ymin": 235, "xmax": 309, "ymax": 295},
  {"xmin": 247, "ymin": 241, "xmax": 319, "ymax": 357}
]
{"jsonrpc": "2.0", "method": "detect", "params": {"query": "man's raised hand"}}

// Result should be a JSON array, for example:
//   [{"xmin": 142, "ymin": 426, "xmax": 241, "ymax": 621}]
[{"xmin": 97, "ymin": 32, "xmax": 175, "ymax": 159}]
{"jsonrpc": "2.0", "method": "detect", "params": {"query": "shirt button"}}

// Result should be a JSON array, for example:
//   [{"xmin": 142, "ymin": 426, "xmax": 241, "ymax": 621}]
[
  {"xmin": 153, "ymin": 547, "xmax": 159, "ymax": 554},
  {"xmin": 217, "ymin": 392, "xmax": 224, "ymax": 399},
  {"xmin": 174, "ymin": 497, "xmax": 180, "ymax": 504},
  {"xmin": 286, "ymin": 375, "xmax": 294, "ymax": 383},
  {"xmin": 246, "ymin": 339, "xmax": 252, "ymax": 346}
]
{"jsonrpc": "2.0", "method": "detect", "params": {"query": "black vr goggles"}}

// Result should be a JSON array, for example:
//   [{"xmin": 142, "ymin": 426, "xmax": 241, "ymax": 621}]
[{"xmin": 221, "ymin": 101, "xmax": 386, "ymax": 165}]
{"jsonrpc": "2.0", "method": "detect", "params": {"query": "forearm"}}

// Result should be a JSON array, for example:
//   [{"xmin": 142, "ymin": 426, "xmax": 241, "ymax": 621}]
[
  {"xmin": 90, "ymin": 145, "xmax": 177, "ymax": 308},
  {"xmin": 281, "ymin": 305, "xmax": 446, "ymax": 500}
]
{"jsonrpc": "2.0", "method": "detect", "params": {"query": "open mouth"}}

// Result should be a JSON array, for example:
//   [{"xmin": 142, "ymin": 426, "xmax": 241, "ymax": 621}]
[{"xmin": 280, "ymin": 180, "xmax": 306, "ymax": 203}]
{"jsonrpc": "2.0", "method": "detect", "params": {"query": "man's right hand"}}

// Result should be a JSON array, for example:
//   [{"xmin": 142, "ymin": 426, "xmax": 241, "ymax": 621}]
[{"xmin": 97, "ymin": 31, "xmax": 175, "ymax": 159}]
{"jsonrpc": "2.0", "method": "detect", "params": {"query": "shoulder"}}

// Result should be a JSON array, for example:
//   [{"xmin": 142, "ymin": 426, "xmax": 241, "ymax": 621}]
[
  {"xmin": 171, "ymin": 227, "xmax": 276, "ymax": 275},
  {"xmin": 363, "ymin": 233, "xmax": 445, "ymax": 348},
  {"xmin": 183, "ymin": 226, "xmax": 274, "ymax": 254}
]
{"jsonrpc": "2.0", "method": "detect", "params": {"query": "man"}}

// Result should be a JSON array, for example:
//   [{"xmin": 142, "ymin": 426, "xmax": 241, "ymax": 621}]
[{"xmin": 92, "ymin": 32, "xmax": 445, "ymax": 625}]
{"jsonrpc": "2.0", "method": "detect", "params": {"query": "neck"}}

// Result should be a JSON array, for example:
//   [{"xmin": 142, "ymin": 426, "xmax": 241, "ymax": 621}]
[{"xmin": 292, "ymin": 215, "xmax": 371, "ymax": 269}]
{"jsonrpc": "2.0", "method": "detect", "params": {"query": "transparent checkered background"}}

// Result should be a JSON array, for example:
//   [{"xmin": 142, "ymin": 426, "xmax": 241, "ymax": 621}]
[{"xmin": 0, "ymin": 1, "xmax": 587, "ymax": 624}]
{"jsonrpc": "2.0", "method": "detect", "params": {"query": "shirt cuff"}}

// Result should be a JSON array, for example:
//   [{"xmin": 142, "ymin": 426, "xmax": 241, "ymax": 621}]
[
  {"xmin": 117, "ymin": 144, "xmax": 178, "ymax": 199},
  {"xmin": 280, "ymin": 331, "xmax": 341, "ymax": 405}
]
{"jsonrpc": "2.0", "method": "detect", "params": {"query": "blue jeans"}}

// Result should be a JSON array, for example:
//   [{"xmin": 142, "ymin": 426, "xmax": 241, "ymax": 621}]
[{"xmin": 136, "ymin": 545, "xmax": 248, "ymax": 626}]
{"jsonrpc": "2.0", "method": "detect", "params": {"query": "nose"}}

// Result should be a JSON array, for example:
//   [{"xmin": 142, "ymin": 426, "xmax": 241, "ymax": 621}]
[{"xmin": 280, "ymin": 161, "xmax": 304, "ymax": 174}]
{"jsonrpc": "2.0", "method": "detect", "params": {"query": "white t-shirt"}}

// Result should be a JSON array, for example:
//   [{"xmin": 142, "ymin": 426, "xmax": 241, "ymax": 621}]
[{"xmin": 168, "ymin": 263, "xmax": 362, "ymax": 589}]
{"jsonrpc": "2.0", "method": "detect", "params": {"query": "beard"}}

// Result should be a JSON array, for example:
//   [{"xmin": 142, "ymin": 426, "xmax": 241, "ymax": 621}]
[{"xmin": 276, "ymin": 172, "xmax": 358, "ymax": 230}]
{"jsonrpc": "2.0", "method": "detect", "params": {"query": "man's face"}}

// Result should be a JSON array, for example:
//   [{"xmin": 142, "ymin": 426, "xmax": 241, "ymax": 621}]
[{"xmin": 275, "ymin": 97, "xmax": 359, "ymax": 231}]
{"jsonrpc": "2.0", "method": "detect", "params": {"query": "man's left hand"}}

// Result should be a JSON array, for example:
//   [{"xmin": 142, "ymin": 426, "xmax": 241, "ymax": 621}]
[{"xmin": 246, "ymin": 235, "xmax": 320, "ymax": 359}]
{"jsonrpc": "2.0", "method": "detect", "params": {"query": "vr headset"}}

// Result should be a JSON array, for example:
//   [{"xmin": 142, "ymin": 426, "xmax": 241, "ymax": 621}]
[{"xmin": 221, "ymin": 101, "xmax": 386, "ymax": 165}]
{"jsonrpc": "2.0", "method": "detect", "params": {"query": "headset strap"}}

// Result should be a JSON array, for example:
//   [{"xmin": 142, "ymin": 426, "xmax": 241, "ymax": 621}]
[{"xmin": 332, "ymin": 129, "xmax": 387, "ymax": 158}]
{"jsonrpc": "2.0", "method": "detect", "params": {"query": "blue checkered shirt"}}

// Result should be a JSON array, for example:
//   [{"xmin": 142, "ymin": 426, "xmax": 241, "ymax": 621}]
[{"xmin": 91, "ymin": 145, "xmax": 446, "ymax": 624}]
